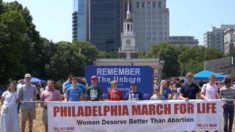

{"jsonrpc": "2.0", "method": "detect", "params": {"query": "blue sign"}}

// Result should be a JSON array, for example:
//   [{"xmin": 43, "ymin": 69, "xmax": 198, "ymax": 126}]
[{"xmin": 85, "ymin": 65, "xmax": 153, "ymax": 99}]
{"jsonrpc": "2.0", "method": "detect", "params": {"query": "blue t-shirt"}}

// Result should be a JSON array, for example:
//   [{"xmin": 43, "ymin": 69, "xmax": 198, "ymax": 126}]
[
  {"xmin": 62, "ymin": 81, "xmax": 71, "ymax": 89},
  {"xmin": 66, "ymin": 83, "xmax": 86, "ymax": 91},
  {"xmin": 125, "ymin": 91, "xmax": 143, "ymax": 100},
  {"xmin": 66, "ymin": 87, "xmax": 83, "ymax": 101},
  {"xmin": 162, "ymin": 87, "xmax": 172, "ymax": 99}
]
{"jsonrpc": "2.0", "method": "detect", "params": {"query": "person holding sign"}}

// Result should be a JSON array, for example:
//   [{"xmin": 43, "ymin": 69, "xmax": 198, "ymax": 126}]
[
  {"xmin": 201, "ymin": 75, "xmax": 219, "ymax": 100},
  {"xmin": 179, "ymin": 72, "xmax": 200, "ymax": 101},
  {"xmin": 108, "ymin": 80, "xmax": 123, "ymax": 101},
  {"xmin": 220, "ymin": 77, "xmax": 234, "ymax": 132},
  {"xmin": 85, "ymin": 76, "xmax": 103, "ymax": 101},
  {"xmin": 200, "ymin": 75, "xmax": 218, "ymax": 132},
  {"xmin": 125, "ymin": 82, "xmax": 143, "ymax": 100},
  {"xmin": 179, "ymin": 72, "xmax": 200, "ymax": 132},
  {"xmin": 18, "ymin": 73, "xmax": 39, "ymax": 132},
  {"xmin": 66, "ymin": 77, "xmax": 83, "ymax": 101},
  {"xmin": 41, "ymin": 80, "xmax": 62, "ymax": 132}
]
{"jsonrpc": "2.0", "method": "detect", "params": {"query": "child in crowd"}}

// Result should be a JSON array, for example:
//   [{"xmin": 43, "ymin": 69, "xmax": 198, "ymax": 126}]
[{"xmin": 150, "ymin": 86, "xmax": 165, "ymax": 100}]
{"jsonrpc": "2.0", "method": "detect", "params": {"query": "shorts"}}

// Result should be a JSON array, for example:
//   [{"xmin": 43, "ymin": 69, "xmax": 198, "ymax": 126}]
[
  {"xmin": 21, "ymin": 109, "xmax": 36, "ymax": 121},
  {"xmin": 42, "ymin": 108, "xmax": 48, "ymax": 125}
]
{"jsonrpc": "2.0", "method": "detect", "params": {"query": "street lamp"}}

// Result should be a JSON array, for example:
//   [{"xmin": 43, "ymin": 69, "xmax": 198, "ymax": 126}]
[{"xmin": 159, "ymin": 60, "xmax": 165, "ymax": 82}]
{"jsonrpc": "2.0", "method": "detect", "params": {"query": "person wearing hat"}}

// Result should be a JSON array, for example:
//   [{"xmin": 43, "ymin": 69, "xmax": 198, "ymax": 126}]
[
  {"xmin": 17, "ymin": 73, "xmax": 39, "ymax": 132},
  {"xmin": 85, "ymin": 75, "xmax": 103, "ymax": 101},
  {"xmin": 220, "ymin": 77, "xmax": 234, "ymax": 132},
  {"xmin": 150, "ymin": 86, "xmax": 165, "ymax": 100},
  {"xmin": 124, "ymin": 82, "xmax": 143, "ymax": 100}
]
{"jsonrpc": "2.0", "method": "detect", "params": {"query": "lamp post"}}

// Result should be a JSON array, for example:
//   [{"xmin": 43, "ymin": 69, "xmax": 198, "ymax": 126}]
[{"xmin": 159, "ymin": 60, "xmax": 165, "ymax": 82}]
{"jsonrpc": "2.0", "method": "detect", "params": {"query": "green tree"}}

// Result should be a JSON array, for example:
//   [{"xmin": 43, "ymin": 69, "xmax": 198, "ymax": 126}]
[
  {"xmin": 178, "ymin": 46, "xmax": 224, "ymax": 76},
  {"xmin": 0, "ymin": 9, "xmax": 27, "ymax": 85},
  {"xmin": 71, "ymin": 41, "xmax": 98, "ymax": 65},
  {"xmin": 148, "ymin": 42, "xmax": 182, "ymax": 77},
  {"xmin": 5, "ymin": 1, "xmax": 44, "ymax": 79},
  {"xmin": 47, "ymin": 43, "xmax": 86, "ymax": 81}
]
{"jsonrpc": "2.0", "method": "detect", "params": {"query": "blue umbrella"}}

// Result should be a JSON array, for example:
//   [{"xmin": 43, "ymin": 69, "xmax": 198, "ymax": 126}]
[{"xmin": 23, "ymin": 77, "xmax": 47, "ymax": 84}]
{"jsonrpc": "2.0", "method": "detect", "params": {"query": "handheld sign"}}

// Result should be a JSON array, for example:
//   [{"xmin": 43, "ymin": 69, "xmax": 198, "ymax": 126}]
[{"xmin": 85, "ymin": 65, "xmax": 153, "ymax": 99}]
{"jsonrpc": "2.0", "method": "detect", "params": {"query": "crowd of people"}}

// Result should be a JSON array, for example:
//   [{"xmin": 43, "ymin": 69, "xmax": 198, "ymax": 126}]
[{"xmin": 0, "ymin": 72, "xmax": 235, "ymax": 132}]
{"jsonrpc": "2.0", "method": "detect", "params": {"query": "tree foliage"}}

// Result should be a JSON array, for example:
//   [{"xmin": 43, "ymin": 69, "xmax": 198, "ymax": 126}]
[{"xmin": 0, "ymin": 0, "xmax": 227, "ymax": 86}]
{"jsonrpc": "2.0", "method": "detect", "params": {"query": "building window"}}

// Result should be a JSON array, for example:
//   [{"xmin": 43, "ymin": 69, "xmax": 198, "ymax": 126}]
[
  {"xmin": 153, "ymin": 37, "xmax": 156, "ymax": 40},
  {"xmin": 142, "ymin": 2, "xmax": 145, "ymax": 8},
  {"xmin": 153, "ymin": 2, "xmax": 156, "ymax": 8},
  {"xmin": 147, "ymin": 32, "xmax": 151, "ymax": 35},
  {"xmin": 147, "ymin": 16, "xmax": 151, "ymax": 20},
  {"xmin": 158, "ymin": 2, "xmax": 161, "ymax": 8},
  {"xmin": 126, "ymin": 52, "xmax": 130, "ymax": 59},
  {"xmin": 147, "ymin": 2, "xmax": 150, "ymax": 8},
  {"xmin": 136, "ymin": 2, "xmax": 139, "ymax": 8}
]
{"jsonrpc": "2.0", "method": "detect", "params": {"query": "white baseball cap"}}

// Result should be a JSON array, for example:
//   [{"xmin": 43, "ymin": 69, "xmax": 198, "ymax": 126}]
[{"xmin": 24, "ymin": 73, "xmax": 32, "ymax": 78}]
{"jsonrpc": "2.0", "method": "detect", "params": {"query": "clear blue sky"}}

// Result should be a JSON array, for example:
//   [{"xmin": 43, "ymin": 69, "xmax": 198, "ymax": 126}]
[{"xmin": 3, "ymin": 0, "xmax": 235, "ymax": 44}]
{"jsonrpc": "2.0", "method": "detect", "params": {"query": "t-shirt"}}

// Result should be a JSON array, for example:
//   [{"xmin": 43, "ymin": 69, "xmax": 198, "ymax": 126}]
[
  {"xmin": 220, "ymin": 86, "xmax": 235, "ymax": 104},
  {"xmin": 180, "ymin": 83, "xmax": 200, "ymax": 99},
  {"xmin": 41, "ymin": 89, "xmax": 62, "ymax": 101},
  {"xmin": 17, "ymin": 84, "xmax": 39, "ymax": 110},
  {"xmin": 108, "ymin": 90, "xmax": 123, "ymax": 101},
  {"xmin": 125, "ymin": 91, "xmax": 143, "ymax": 100},
  {"xmin": 40, "ymin": 87, "xmax": 44, "ymax": 93},
  {"xmin": 150, "ymin": 94, "xmax": 165, "ymax": 100},
  {"xmin": 41, "ymin": 89, "xmax": 62, "ymax": 107},
  {"xmin": 66, "ymin": 83, "xmax": 86, "ymax": 91},
  {"xmin": 85, "ymin": 86, "xmax": 103, "ymax": 101},
  {"xmin": 62, "ymin": 81, "xmax": 71, "ymax": 89},
  {"xmin": 17, "ymin": 83, "xmax": 23, "ymax": 92},
  {"xmin": 2, "ymin": 91, "xmax": 19, "ymax": 104},
  {"xmin": 162, "ymin": 87, "xmax": 172, "ymax": 99},
  {"xmin": 66, "ymin": 87, "xmax": 83, "ymax": 101},
  {"xmin": 201, "ymin": 83, "xmax": 218, "ymax": 99},
  {"xmin": 172, "ymin": 87, "xmax": 181, "ymax": 100}
]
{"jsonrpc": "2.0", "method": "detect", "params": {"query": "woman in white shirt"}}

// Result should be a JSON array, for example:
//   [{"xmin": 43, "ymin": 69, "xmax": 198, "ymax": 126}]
[{"xmin": 0, "ymin": 82, "xmax": 20, "ymax": 132}]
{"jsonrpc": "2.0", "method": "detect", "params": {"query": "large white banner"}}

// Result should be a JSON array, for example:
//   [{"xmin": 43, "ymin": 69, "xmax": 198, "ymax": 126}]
[{"xmin": 48, "ymin": 100, "xmax": 222, "ymax": 132}]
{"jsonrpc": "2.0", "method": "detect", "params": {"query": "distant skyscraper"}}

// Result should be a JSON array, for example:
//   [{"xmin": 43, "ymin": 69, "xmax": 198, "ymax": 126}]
[
  {"xmin": 72, "ymin": 0, "xmax": 88, "ymax": 41},
  {"xmin": 87, "ymin": 0, "xmax": 122, "ymax": 51},
  {"xmin": 224, "ymin": 27, "xmax": 235, "ymax": 54},
  {"xmin": 204, "ymin": 24, "xmax": 235, "ymax": 53},
  {"xmin": 129, "ymin": 0, "xmax": 170, "ymax": 51}
]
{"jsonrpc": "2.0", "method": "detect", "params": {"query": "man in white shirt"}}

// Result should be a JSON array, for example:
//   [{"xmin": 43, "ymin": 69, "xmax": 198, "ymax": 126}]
[{"xmin": 17, "ymin": 79, "xmax": 24, "ymax": 113}]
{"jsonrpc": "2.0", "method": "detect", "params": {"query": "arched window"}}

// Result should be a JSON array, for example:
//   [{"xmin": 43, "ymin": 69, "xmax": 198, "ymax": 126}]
[{"xmin": 127, "ymin": 24, "xmax": 129, "ymax": 31}]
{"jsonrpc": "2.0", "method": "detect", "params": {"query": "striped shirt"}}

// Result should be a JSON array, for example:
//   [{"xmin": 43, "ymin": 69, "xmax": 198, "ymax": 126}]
[{"xmin": 220, "ymin": 87, "xmax": 235, "ymax": 104}]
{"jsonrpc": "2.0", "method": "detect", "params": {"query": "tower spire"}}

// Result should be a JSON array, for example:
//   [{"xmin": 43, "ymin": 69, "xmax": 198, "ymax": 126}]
[{"xmin": 126, "ymin": 1, "xmax": 130, "ymax": 18}]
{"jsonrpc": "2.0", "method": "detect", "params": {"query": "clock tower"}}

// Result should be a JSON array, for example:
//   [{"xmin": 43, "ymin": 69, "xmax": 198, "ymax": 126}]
[{"xmin": 119, "ymin": 1, "xmax": 138, "ymax": 59}]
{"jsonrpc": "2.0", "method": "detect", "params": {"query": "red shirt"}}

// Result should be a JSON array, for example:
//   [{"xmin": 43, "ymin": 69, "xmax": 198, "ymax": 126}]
[{"xmin": 108, "ymin": 90, "xmax": 123, "ymax": 101}]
